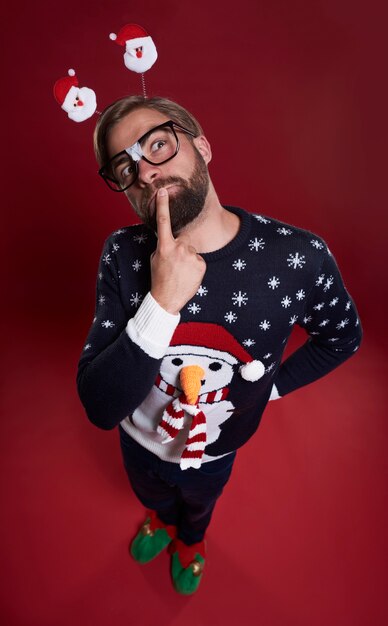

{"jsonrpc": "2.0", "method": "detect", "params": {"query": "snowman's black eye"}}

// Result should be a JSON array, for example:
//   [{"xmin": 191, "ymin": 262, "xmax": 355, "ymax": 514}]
[
  {"xmin": 172, "ymin": 358, "xmax": 183, "ymax": 366},
  {"xmin": 209, "ymin": 362, "xmax": 222, "ymax": 371}
]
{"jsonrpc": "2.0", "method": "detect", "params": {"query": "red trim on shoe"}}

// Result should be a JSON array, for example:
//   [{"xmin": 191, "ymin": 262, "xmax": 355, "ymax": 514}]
[
  {"xmin": 147, "ymin": 510, "xmax": 177, "ymax": 539},
  {"xmin": 168, "ymin": 538, "xmax": 206, "ymax": 568}
]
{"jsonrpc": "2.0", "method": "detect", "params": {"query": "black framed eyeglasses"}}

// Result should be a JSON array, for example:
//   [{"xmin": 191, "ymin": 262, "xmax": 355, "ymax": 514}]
[{"xmin": 98, "ymin": 120, "xmax": 197, "ymax": 192}]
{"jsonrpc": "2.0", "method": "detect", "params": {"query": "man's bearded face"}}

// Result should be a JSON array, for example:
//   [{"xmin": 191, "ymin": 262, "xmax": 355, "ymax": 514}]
[{"xmin": 133, "ymin": 145, "xmax": 210, "ymax": 236}]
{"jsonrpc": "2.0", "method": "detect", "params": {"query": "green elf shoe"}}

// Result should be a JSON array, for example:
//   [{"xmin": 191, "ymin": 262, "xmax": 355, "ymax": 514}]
[
  {"xmin": 130, "ymin": 510, "xmax": 176, "ymax": 564},
  {"xmin": 169, "ymin": 538, "xmax": 206, "ymax": 595}
]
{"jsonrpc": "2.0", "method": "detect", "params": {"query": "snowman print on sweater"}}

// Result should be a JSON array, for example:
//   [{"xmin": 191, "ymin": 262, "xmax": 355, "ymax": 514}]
[{"xmin": 132, "ymin": 323, "xmax": 265, "ymax": 469}]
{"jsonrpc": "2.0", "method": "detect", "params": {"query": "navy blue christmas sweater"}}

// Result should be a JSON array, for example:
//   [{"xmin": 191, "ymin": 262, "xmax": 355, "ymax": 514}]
[{"xmin": 77, "ymin": 206, "xmax": 363, "ymax": 469}]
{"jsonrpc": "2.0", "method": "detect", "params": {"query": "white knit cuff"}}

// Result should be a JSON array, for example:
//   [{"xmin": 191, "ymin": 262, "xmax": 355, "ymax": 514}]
[
  {"xmin": 269, "ymin": 383, "xmax": 281, "ymax": 401},
  {"xmin": 126, "ymin": 292, "xmax": 180, "ymax": 359}
]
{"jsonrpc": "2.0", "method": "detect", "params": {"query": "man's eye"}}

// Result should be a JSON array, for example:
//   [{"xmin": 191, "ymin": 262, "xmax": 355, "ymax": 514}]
[
  {"xmin": 120, "ymin": 165, "xmax": 134, "ymax": 179},
  {"xmin": 150, "ymin": 140, "xmax": 166, "ymax": 153}
]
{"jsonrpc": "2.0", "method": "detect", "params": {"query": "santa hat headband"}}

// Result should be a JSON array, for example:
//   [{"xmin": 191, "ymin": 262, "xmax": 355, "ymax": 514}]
[
  {"xmin": 170, "ymin": 323, "xmax": 265, "ymax": 382},
  {"xmin": 54, "ymin": 23, "xmax": 157, "ymax": 123}
]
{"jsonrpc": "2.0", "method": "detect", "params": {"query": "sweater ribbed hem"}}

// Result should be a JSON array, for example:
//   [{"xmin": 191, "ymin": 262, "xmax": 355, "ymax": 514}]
[{"xmin": 120, "ymin": 419, "xmax": 234, "ymax": 464}]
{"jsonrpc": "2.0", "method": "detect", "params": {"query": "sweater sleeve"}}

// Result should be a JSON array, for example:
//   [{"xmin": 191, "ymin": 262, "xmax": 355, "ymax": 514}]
[
  {"xmin": 273, "ymin": 242, "xmax": 363, "ymax": 397},
  {"xmin": 76, "ymin": 236, "xmax": 180, "ymax": 429}
]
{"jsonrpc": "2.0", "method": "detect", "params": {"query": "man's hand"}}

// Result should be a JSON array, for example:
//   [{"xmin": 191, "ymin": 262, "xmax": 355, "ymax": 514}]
[{"xmin": 150, "ymin": 188, "xmax": 206, "ymax": 314}]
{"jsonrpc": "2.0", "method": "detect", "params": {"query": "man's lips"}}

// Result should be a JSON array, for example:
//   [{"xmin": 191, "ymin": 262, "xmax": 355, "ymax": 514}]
[{"xmin": 147, "ymin": 184, "xmax": 180, "ymax": 213}]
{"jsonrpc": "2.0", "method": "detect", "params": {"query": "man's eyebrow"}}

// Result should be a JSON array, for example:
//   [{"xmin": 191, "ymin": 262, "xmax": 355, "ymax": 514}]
[
  {"xmin": 139, "ymin": 129, "xmax": 159, "ymax": 145},
  {"xmin": 112, "ymin": 152, "xmax": 131, "ymax": 167}
]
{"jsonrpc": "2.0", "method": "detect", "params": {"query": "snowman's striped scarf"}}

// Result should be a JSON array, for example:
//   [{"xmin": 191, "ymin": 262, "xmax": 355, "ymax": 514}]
[{"xmin": 155, "ymin": 374, "xmax": 229, "ymax": 470}]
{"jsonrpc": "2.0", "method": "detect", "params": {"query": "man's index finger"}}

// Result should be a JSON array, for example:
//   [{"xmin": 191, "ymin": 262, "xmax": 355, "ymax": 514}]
[{"xmin": 155, "ymin": 188, "xmax": 174, "ymax": 243}]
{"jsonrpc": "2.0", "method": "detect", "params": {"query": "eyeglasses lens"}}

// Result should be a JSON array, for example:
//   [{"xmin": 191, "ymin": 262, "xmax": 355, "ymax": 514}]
[{"xmin": 106, "ymin": 126, "xmax": 178, "ymax": 191}]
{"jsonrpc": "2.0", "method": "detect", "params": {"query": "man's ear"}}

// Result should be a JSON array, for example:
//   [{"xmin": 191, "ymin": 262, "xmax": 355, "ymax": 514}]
[{"xmin": 193, "ymin": 135, "xmax": 212, "ymax": 164}]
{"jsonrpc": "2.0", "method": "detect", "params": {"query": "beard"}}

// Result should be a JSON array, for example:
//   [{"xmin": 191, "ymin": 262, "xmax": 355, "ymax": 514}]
[{"xmin": 137, "ymin": 147, "xmax": 210, "ymax": 236}]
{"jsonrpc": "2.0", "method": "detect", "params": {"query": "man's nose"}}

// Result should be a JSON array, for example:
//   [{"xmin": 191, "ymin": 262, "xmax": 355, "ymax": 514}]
[{"xmin": 137, "ymin": 158, "xmax": 162, "ymax": 185}]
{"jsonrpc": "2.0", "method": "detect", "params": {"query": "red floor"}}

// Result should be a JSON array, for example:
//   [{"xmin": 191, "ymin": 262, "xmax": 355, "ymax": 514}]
[{"xmin": 1, "ymin": 324, "xmax": 387, "ymax": 626}]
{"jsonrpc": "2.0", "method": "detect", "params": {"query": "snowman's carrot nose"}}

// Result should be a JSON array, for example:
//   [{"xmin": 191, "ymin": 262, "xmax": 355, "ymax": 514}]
[{"xmin": 180, "ymin": 365, "xmax": 205, "ymax": 405}]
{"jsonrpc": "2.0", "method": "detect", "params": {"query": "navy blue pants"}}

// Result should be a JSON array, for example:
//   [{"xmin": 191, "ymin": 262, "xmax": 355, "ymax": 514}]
[{"xmin": 119, "ymin": 426, "xmax": 236, "ymax": 545}]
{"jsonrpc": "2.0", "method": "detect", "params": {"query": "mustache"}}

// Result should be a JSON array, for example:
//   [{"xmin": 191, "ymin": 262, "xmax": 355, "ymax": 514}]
[{"xmin": 141, "ymin": 176, "xmax": 188, "ymax": 212}]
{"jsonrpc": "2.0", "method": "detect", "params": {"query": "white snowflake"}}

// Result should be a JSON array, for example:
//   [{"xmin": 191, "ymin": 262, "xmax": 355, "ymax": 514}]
[
  {"xmin": 98, "ymin": 272, "xmax": 103, "ymax": 280},
  {"xmin": 319, "ymin": 319, "xmax": 330, "ymax": 327},
  {"xmin": 187, "ymin": 302, "xmax": 201, "ymax": 315},
  {"xmin": 249, "ymin": 237, "xmax": 265, "ymax": 251},
  {"xmin": 132, "ymin": 259, "xmax": 142, "ymax": 272},
  {"xmin": 310, "ymin": 331, "xmax": 320, "ymax": 335},
  {"xmin": 313, "ymin": 302, "xmax": 325, "ymax": 311},
  {"xmin": 296, "ymin": 289, "xmax": 306, "ymax": 301},
  {"xmin": 268, "ymin": 276, "xmax": 280, "ymax": 289},
  {"xmin": 117, "ymin": 271, "xmax": 121, "ymax": 279},
  {"xmin": 277, "ymin": 227, "xmax": 292, "ymax": 236},
  {"xmin": 259, "ymin": 320, "xmax": 271, "ymax": 331},
  {"xmin": 345, "ymin": 300, "xmax": 351, "ymax": 311},
  {"xmin": 113, "ymin": 228, "xmax": 126, "ymax": 235},
  {"xmin": 101, "ymin": 320, "xmax": 115, "ymax": 328},
  {"xmin": 316, "ymin": 274, "xmax": 325, "ymax": 286},
  {"xmin": 233, "ymin": 258, "xmax": 247, "ymax": 271},
  {"xmin": 289, "ymin": 315, "xmax": 298, "ymax": 325},
  {"xmin": 224, "ymin": 311, "xmax": 237, "ymax": 324},
  {"xmin": 103, "ymin": 253, "xmax": 111, "ymax": 265},
  {"xmin": 196, "ymin": 285, "xmax": 208, "ymax": 297},
  {"xmin": 232, "ymin": 291, "xmax": 248, "ymax": 307},
  {"xmin": 130, "ymin": 292, "xmax": 143, "ymax": 307},
  {"xmin": 265, "ymin": 362, "xmax": 276, "ymax": 373},
  {"xmin": 243, "ymin": 338, "xmax": 256, "ymax": 347},
  {"xmin": 355, "ymin": 318, "xmax": 359, "ymax": 326},
  {"xmin": 281, "ymin": 296, "xmax": 292, "ymax": 308},
  {"xmin": 133, "ymin": 233, "xmax": 148, "ymax": 244},
  {"xmin": 287, "ymin": 252, "xmax": 306, "ymax": 269},
  {"xmin": 329, "ymin": 297, "xmax": 339, "ymax": 307},
  {"xmin": 112, "ymin": 243, "xmax": 120, "ymax": 253},
  {"xmin": 263, "ymin": 353, "xmax": 272, "ymax": 359},
  {"xmin": 328, "ymin": 338, "xmax": 339, "ymax": 342},
  {"xmin": 311, "ymin": 239, "xmax": 324, "ymax": 250},
  {"xmin": 92, "ymin": 316, "xmax": 97, "ymax": 323},
  {"xmin": 254, "ymin": 215, "xmax": 271, "ymax": 224},
  {"xmin": 98, "ymin": 295, "xmax": 106, "ymax": 305},
  {"xmin": 336, "ymin": 318, "xmax": 349, "ymax": 330},
  {"xmin": 323, "ymin": 275, "xmax": 334, "ymax": 291},
  {"xmin": 83, "ymin": 343, "xmax": 91, "ymax": 351},
  {"xmin": 303, "ymin": 315, "xmax": 312, "ymax": 324}
]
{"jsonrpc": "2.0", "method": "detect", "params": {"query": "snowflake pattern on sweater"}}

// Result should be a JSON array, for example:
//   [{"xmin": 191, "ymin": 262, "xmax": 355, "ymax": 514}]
[{"xmin": 77, "ymin": 206, "xmax": 362, "ymax": 464}]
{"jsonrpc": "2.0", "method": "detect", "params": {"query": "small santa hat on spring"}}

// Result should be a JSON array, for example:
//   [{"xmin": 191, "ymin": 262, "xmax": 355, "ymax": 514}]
[
  {"xmin": 109, "ymin": 23, "xmax": 149, "ymax": 46},
  {"xmin": 169, "ymin": 322, "xmax": 265, "ymax": 382},
  {"xmin": 109, "ymin": 23, "xmax": 158, "ymax": 78},
  {"xmin": 53, "ymin": 69, "xmax": 78, "ymax": 107}
]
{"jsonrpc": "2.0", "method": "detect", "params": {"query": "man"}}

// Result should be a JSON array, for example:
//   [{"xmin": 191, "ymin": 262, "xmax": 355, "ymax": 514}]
[{"xmin": 77, "ymin": 95, "xmax": 362, "ymax": 595}]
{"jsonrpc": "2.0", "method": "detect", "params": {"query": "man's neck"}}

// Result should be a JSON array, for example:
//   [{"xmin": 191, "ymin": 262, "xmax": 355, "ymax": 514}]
[{"xmin": 178, "ymin": 186, "xmax": 241, "ymax": 254}]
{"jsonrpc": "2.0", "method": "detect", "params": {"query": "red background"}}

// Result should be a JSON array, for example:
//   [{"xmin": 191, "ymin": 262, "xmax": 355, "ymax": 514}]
[{"xmin": 2, "ymin": 1, "xmax": 387, "ymax": 625}]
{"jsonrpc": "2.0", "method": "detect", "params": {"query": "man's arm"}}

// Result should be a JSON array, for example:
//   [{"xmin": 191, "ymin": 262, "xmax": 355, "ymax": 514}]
[
  {"xmin": 76, "ymin": 188, "xmax": 206, "ymax": 429},
  {"xmin": 271, "ymin": 242, "xmax": 363, "ymax": 398}
]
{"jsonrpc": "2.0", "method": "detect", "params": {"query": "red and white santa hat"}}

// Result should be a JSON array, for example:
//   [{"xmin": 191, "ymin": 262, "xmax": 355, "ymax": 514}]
[
  {"xmin": 109, "ymin": 23, "xmax": 149, "ymax": 47},
  {"xmin": 169, "ymin": 322, "xmax": 265, "ymax": 382},
  {"xmin": 109, "ymin": 23, "xmax": 158, "ymax": 75},
  {"xmin": 53, "ymin": 69, "xmax": 79, "ymax": 111}
]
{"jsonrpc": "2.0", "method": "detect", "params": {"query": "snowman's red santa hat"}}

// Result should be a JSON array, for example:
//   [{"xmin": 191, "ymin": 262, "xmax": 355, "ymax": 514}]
[
  {"xmin": 169, "ymin": 322, "xmax": 265, "ymax": 382},
  {"xmin": 53, "ymin": 69, "xmax": 79, "ymax": 112}
]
